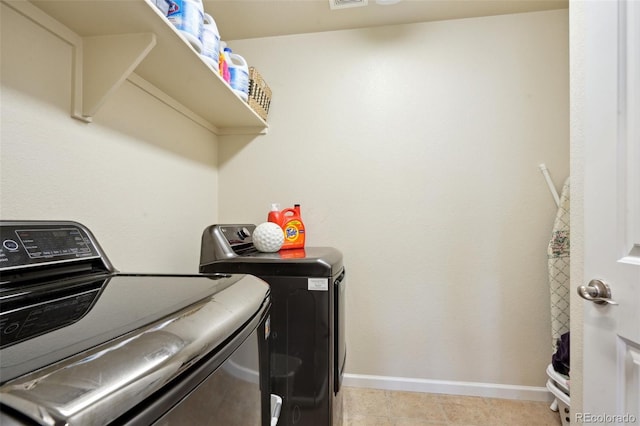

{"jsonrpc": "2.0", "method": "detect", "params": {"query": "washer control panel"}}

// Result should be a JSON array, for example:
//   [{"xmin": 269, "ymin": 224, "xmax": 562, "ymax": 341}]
[
  {"xmin": 0, "ymin": 222, "xmax": 101, "ymax": 271},
  {"xmin": 220, "ymin": 225, "xmax": 256, "ymax": 248}
]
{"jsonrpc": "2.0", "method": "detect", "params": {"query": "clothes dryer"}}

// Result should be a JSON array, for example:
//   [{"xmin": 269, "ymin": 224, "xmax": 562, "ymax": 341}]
[{"xmin": 200, "ymin": 224, "xmax": 346, "ymax": 426}]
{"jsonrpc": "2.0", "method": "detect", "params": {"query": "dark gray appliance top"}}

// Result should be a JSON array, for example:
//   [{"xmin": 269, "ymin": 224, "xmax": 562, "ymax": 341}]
[
  {"xmin": 0, "ymin": 273, "xmax": 270, "ymax": 426},
  {"xmin": 200, "ymin": 224, "xmax": 343, "ymax": 277}
]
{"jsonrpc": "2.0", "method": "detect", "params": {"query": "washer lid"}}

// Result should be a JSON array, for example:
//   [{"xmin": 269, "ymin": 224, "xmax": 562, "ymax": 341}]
[{"xmin": 0, "ymin": 273, "xmax": 269, "ymax": 426}]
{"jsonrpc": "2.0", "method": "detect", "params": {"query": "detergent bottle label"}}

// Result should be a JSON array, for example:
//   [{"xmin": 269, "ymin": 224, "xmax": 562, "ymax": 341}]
[
  {"xmin": 284, "ymin": 220, "xmax": 304, "ymax": 242},
  {"xmin": 201, "ymin": 28, "xmax": 220, "ymax": 62},
  {"xmin": 167, "ymin": 0, "xmax": 203, "ymax": 40},
  {"xmin": 229, "ymin": 67, "xmax": 249, "ymax": 94}
]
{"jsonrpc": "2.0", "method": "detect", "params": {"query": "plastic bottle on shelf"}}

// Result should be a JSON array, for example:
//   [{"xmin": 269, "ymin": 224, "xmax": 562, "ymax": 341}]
[
  {"xmin": 219, "ymin": 41, "xmax": 231, "ymax": 84},
  {"xmin": 200, "ymin": 13, "xmax": 220, "ymax": 71},
  {"xmin": 167, "ymin": 0, "xmax": 204, "ymax": 52},
  {"xmin": 224, "ymin": 47, "xmax": 250, "ymax": 101}
]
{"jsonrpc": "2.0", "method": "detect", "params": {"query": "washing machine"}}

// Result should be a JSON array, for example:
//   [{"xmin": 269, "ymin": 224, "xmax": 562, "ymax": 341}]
[
  {"xmin": 0, "ymin": 220, "xmax": 277, "ymax": 426},
  {"xmin": 200, "ymin": 224, "xmax": 346, "ymax": 426}
]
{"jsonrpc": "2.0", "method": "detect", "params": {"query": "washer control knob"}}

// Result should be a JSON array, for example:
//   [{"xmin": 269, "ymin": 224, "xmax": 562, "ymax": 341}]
[
  {"xmin": 3, "ymin": 239, "xmax": 19, "ymax": 251},
  {"xmin": 237, "ymin": 228, "xmax": 251, "ymax": 239}
]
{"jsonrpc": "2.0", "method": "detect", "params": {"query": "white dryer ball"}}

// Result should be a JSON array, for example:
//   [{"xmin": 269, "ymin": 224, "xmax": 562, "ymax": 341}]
[{"xmin": 253, "ymin": 222, "xmax": 284, "ymax": 253}]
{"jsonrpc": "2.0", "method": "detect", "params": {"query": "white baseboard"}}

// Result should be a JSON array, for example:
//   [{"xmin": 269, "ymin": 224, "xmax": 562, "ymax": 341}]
[{"xmin": 343, "ymin": 373, "xmax": 554, "ymax": 402}]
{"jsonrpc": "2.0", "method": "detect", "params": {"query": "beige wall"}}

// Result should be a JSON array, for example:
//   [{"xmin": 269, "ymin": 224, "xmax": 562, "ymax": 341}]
[
  {"xmin": 221, "ymin": 9, "xmax": 569, "ymax": 389},
  {"xmin": 0, "ymin": 4, "xmax": 219, "ymax": 273}
]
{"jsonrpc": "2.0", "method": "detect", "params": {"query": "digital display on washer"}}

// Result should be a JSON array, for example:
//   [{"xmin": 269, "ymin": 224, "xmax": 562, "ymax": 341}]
[{"xmin": 16, "ymin": 228, "xmax": 94, "ymax": 259}]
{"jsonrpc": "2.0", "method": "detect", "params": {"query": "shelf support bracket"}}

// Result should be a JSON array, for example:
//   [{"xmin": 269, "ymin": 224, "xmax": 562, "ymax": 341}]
[{"xmin": 75, "ymin": 32, "xmax": 156, "ymax": 121}]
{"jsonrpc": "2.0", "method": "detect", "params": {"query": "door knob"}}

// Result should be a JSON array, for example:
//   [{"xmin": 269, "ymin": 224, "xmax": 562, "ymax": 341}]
[{"xmin": 577, "ymin": 279, "xmax": 619, "ymax": 305}]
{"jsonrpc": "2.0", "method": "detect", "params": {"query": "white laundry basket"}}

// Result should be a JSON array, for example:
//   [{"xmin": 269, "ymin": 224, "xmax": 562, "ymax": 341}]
[{"xmin": 547, "ymin": 378, "xmax": 570, "ymax": 426}]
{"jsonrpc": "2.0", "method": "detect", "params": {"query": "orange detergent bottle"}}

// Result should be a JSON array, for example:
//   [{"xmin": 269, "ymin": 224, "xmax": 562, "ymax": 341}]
[{"xmin": 267, "ymin": 203, "xmax": 305, "ymax": 250}]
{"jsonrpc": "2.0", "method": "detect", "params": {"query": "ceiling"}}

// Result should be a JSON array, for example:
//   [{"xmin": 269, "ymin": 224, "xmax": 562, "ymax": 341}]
[{"xmin": 203, "ymin": 0, "xmax": 568, "ymax": 41}]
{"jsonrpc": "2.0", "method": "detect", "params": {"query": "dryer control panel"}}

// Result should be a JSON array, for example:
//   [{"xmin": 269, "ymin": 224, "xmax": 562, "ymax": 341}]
[{"xmin": 200, "ymin": 224, "xmax": 258, "ymax": 265}]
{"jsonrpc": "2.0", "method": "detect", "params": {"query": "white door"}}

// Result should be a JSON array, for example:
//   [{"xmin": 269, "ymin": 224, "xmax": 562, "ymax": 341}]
[{"xmin": 580, "ymin": 0, "xmax": 640, "ymax": 422}]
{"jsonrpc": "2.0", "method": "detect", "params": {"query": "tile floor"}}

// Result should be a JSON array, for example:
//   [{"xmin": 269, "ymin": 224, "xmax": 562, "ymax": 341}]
[{"xmin": 342, "ymin": 387, "xmax": 562, "ymax": 426}]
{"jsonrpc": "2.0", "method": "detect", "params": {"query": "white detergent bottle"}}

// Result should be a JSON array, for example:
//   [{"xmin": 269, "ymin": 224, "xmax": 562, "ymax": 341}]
[
  {"xmin": 167, "ymin": 0, "xmax": 204, "ymax": 52},
  {"xmin": 224, "ymin": 47, "xmax": 250, "ymax": 101},
  {"xmin": 200, "ymin": 13, "xmax": 220, "ymax": 71}
]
